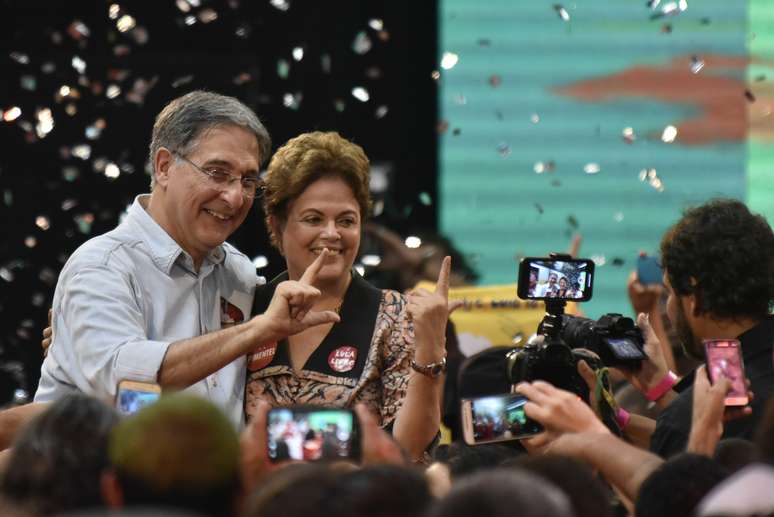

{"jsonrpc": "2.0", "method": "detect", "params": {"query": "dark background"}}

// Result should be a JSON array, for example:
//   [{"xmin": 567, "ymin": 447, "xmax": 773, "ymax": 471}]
[{"xmin": 0, "ymin": 0, "xmax": 438, "ymax": 403}]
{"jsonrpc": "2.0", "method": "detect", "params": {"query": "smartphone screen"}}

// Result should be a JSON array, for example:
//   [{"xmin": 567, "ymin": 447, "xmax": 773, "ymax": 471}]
[
  {"xmin": 517, "ymin": 257, "xmax": 594, "ymax": 301},
  {"xmin": 461, "ymin": 393, "xmax": 543, "ymax": 445},
  {"xmin": 267, "ymin": 407, "xmax": 359, "ymax": 462},
  {"xmin": 116, "ymin": 380, "xmax": 161, "ymax": 416},
  {"xmin": 704, "ymin": 339, "xmax": 749, "ymax": 406},
  {"xmin": 636, "ymin": 254, "xmax": 663, "ymax": 286}
]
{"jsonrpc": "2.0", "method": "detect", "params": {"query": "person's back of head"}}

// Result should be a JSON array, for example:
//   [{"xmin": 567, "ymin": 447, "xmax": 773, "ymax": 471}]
[
  {"xmin": 106, "ymin": 394, "xmax": 240, "ymax": 517},
  {"xmin": 243, "ymin": 463, "xmax": 338, "ymax": 517},
  {"xmin": 714, "ymin": 439, "xmax": 759, "ymax": 474},
  {"xmin": 427, "ymin": 468, "xmax": 574, "ymax": 517},
  {"xmin": 503, "ymin": 455, "xmax": 613, "ymax": 517},
  {"xmin": 660, "ymin": 198, "xmax": 774, "ymax": 320},
  {"xmin": 331, "ymin": 465, "xmax": 432, "ymax": 517},
  {"xmin": 636, "ymin": 453, "xmax": 729, "ymax": 517},
  {"xmin": 0, "ymin": 394, "xmax": 119, "ymax": 515},
  {"xmin": 441, "ymin": 441, "xmax": 524, "ymax": 481}
]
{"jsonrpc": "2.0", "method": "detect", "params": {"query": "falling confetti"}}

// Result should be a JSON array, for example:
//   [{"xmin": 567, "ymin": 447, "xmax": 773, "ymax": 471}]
[
  {"xmin": 405, "ymin": 236, "xmax": 422, "ymax": 249},
  {"xmin": 661, "ymin": 125, "xmax": 678, "ymax": 143},
  {"xmin": 440, "ymin": 52, "xmax": 459, "ymax": 70},
  {"xmin": 361, "ymin": 255, "xmax": 382, "ymax": 267},
  {"xmin": 553, "ymin": 4, "xmax": 570, "ymax": 21},
  {"xmin": 292, "ymin": 46, "xmax": 304, "ymax": 61},
  {"xmin": 252, "ymin": 255, "xmax": 269, "ymax": 269},
  {"xmin": 489, "ymin": 75, "xmax": 502, "ymax": 87},
  {"xmin": 270, "ymin": 0, "xmax": 290, "ymax": 11},
  {"xmin": 351, "ymin": 87, "xmax": 370, "ymax": 102},
  {"xmin": 622, "ymin": 127, "xmax": 636, "ymax": 143},
  {"xmin": 496, "ymin": 142, "xmax": 511, "ymax": 157},
  {"xmin": 745, "ymin": 89, "xmax": 756, "ymax": 103},
  {"xmin": 583, "ymin": 163, "xmax": 600, "ymax": 174},
  {"xmin": 352, "ymin": 31, "xmax": 372, "ymax": 55},
  {"xmin": 419, "ymin": 192, "xmax": 433, "ymax": 206},
  {"xmin": 531, "ymin": 113, "xmax": 540, "ymax": 124},
  {"xmin": 690, "ymin": 55, "xmax": 704, "ymax": 74},
  {"xmin": 368, "ymin": 19, "xmax": 384, "ymax": 31}
]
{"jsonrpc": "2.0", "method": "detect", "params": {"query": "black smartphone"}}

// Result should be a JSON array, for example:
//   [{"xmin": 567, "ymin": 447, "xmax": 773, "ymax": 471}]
[
  {"xmin": 517, "ymin": 257, "xmax": 594, "ymax": 301},
  {"xmin": 115, "ymin": 380, "xmax": 161, "ymax": 416},
  {"xmin": 461, "ymin": 393, "xmax": 543, "ymax": 445},
  {"xmin": 704, "ymin": 339, "xmax": 749, "ymax": 407},
  {"xmin": 636, "ymin": 254, "xmax": 663, "ymax": 286},
  {"xmin": 267, "ymin": 407, "xmax": 361, "ymax": 462}
]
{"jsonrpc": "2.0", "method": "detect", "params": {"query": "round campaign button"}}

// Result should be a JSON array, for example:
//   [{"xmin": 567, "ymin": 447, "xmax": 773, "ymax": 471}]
[
  {"xmin": 248, "ymin": 342, "xmax": 277, "ymax": 371},
  {"xmin": 328, "ymin": 346, "xmax": 357, "ymax": 373}
]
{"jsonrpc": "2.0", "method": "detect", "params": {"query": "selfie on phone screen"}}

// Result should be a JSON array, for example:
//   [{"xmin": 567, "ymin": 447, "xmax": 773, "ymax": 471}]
[
  {"xmin": 519, "ymin": 258, "xmax": 593, "ymax": 301},
  {"xmin": 268, "ymin": 408, "xmax": 357, "ymax": 461}
]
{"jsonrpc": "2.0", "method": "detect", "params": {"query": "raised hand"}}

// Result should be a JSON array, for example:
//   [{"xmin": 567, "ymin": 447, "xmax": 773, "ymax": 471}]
[
  {"xmin": 516, "ymin": 380, "xmax": 610, "ymax": 437},
  {"xmin": 407, "ymin": 256, "xmax": 452, "ymax": 363},
  {"xmin": 262, "ymin": 249, "xmax": 340, "ymax": 340},
  {"xmin": 614, "ymin": 313, "xmax": 670, "ymax": 395}
]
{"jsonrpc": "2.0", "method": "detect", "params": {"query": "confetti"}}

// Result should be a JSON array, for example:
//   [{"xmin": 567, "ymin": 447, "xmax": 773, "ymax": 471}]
[
  {"xmin": 553, "ymin": 4, "xmax": 570, "ymax": 21},
  {"xmin": 661, "ymin": 125, "xmax": 677, "ymax": 143},
  {"xmin": 497, "ymin": 142, "xmax": 511, "ymax": 157},
  {"xmin": 452, "ymin": 128, "xmax": 461, "ymax": 136},
  {"xmin": 431, "ymin": 70, "xmax": 441, "ymax": 81},
  {"xmin": 690, "ymin": 55, "xmax": 704, "ymax": 74},
  {"xmin": 622, "ymin": 127, "xmax": 636, "ymax": 143},
  {"xmin": 368, "ymin": 19, "xmax": 384, "ymax": 31},
  {"xmin": 405, "ymin": 236, "xmax": 422, "ymax": 249},
  {"xmin": 252, "ymin": 255, "xmax": 269, "ymax": 269},
  {"xmin": 613, "ymin": 212, "xmax": 624, "ymax": 222},
  {"xmin": 35, "ymin": 216, "xmax": 50, "ymax": 231},
  {"xmin": 3, "ymin": 107, "xmax": 22, "ymax": 122},
  {"xmin": 72, "ymin": 144, "xmax": 91, "ymax": 160},
  {"xmin": 440, "ymin": 52, "xmax": 459, "ymax": 70},
  {"xmin": 351, "ymin": 86, "xmax": 370, "ymax": 102},
  {"xmin": 365, "ymin": 67, "xmax": 382, "ymax": 79},
  {"xmin": 171, "ymin": 75, "xmax": 194, "ymax": 88},
  {"xmin": 71, "ymin": 56, "xmax": 87, "ymax": 75},
  {"xmin": 292, "ymin": 46, "xmax": 304, "ymax": 61},
  {"xmin": 334, "ymin": 99, "xmax": 345, "ymax": 112},
  {"xmin": 375, "ymin": 105, "xmax": 388, "ymax": 119},
  {"xmin": 104, "ymin": 162, "xmax": 121, "ymax": 179},
  {"xmin": 0, "ymin": 268, "xmax": 14, "ymax": 282},
  {"xmin": 235, "ymin": 23, "xmax": 251, "ymax": 38},
  {"xmin": 419, "ymin": 192, "xmax": 432, "ymax": 206},
  {"xmin": 361, "ymin": 254, "xmax": 381, "ymax": 267},
  {"xmin": 116, "ymin": 15, "xmax": 136, "ymax": 32},
  {"xmin": 175, "ymin": 0, "xmax": 191, "ymax": 12},
  {"xmin": 283, "ymin": 92, "xmax": 302, "ymax": 110},
  {"xmin": 534, "ymin": 203, "xmax": 544, "ymax": 214},
  {"xmin": 106, "ymin": 84, "xmax": 121, "ymax": 99},
  {"xmin": 531, "ymin": 113, "xmax": 540, "ymax": 124},
  {"xmin": 591, "ymin": 255, "xmax": 606, "ymax": 266},
  {"xmin": 533, "ymin": 161, "xmax": 555, "ymax": 174},
  {"xmin": 67, "ymin": 20, "xmax": 90, "ymax": 40},
  {"xmin": 24, "ymin": 236, "xmax": 37, "ymax": 248},
  {"xmin": 477, "ymin": 38, "xmax": 491, "ymax": 46},
  {"xmin": 184, "ymin": 15, "xmax": 196, "ymax": 26},
  {"xmin": 567, "ymin": 215, "xmax": 579, "ymax": 229},
  {"xmin": 745, "ymin": 89, "xmax": 756, "ymax": 103},
  {"xmin": 198, "ymin": 8, "xmax": 218, "ymax": 23},
  {"xmin": 61, "ymin": 198, "xmax": 78, "ymax": 210},
  {"xmin": 109, "ymin": 3, "xmax": 121, "ymax": 18},
  {"xmin": 489, "ymin": 75, "xmax": 502, "ymax": 87},
  {"xmin": 583, "ymin": 163, "xmax": 600, "ymax": 174},
  {"xmin": 639, "ymin": 168, "xmax": 665, "ymax": 192},
  {"xmin": 74, "ymin": 213, "xmax": 95, "ymax": 234},
  {"xmin": 611, "ymin": 258, "xmax": 625, "ymax": 267},
  {"xmin": 35, "ymin": 108, "xmax": 54, "ymax": 138},
  {"xmin": 453, "ymin": 94, "xmax": 466, "ymax": 105},
  {"xmin": 270, "ymin": 0, "xmax": 290, "ymax": 11},
  {"xmin": 321, "ymin": 54, "xmax": 331, "ymax": 73},
  {"xmin": 277, "ymin": 59, "xmax": 290, "ymax": 79},
  {"xmin": 10, "ymin": 51, "xmax": 30, "ymax": 65},
  {"xmin": 352, "ymin": 31, "xmax": 372, "ymax": 55}
]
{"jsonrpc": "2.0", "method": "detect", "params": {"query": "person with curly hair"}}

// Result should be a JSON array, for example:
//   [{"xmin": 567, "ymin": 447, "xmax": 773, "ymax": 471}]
[
  {"xmin": 245, "ymin": 131, "xmax": 452, "ymax": 462},
  {"xmin": 625, "ymin": 198, "xmax": 774, "ymax": 458}
]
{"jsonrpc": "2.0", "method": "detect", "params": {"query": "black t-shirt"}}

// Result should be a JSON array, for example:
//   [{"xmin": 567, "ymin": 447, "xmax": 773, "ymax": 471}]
[{"xmin": 650, "ymin": 315, "xmax": 774, "ymax": 458}]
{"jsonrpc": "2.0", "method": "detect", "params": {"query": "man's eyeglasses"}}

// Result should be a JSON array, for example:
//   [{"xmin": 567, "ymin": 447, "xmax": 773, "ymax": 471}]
[{"xmin": 174, "ymin": 152, "xmax": 262, "ymax": 199}]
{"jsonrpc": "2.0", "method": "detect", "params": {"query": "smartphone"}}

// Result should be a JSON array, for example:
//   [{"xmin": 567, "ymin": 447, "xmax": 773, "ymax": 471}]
[
  {"xmin": 461, "ymin": 393, "xmax": 543, "ymax": 445},
  {"xmin": 267, "ymin": 407, "xmax": 361, "ymax": 462},
  {"xmin": 517, "ymin": 257, "xmax": 594, "ymax": 301},
  {"xmin": 636, "ymin": 254, "xmax": 663, "ymax": 286},
  {"xmin": 115, "ymin": 380, "xmax": 161, "ymax": 416},
  {"xmin": 704, "ymin": 339, "xmax": 749, "ymax": 406}
]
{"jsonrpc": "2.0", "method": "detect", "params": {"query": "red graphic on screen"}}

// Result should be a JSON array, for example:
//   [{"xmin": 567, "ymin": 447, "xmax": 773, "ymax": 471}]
[{"xmin": 328, "ymin": 346, "xmax": 357, "ymax": 373}]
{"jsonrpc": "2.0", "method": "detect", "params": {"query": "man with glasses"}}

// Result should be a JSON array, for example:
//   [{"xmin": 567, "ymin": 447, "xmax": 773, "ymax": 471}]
[{"xmin": 33, "ymin": 91, "xmax": 340, "ymax": 428}]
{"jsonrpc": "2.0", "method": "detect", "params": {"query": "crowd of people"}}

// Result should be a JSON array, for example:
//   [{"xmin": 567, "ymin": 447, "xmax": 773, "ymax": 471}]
[{"xmin": 0, "ymin": 91, "xmax": 772, "ymax": 516}]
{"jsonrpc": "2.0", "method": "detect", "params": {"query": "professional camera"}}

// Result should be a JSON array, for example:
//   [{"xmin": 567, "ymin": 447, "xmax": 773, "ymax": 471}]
[{"xmin": 509, "ymin": 255, "xmax": 646, "ymax": 403}]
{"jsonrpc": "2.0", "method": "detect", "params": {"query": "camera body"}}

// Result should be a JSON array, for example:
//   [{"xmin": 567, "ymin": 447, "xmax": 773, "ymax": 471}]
[{"xmin": 560, "ymin": 313, "xmax": 646, "ymax": 370}]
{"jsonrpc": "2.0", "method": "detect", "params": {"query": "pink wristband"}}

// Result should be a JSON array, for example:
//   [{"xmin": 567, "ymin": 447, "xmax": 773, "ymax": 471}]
[
  {"xmin": 645, "ymin": 371, "xmax": 678, "ymax": 402},
  {"xmin": 615, "ymin": 408, "xmax": 631, "ymax": 430}
]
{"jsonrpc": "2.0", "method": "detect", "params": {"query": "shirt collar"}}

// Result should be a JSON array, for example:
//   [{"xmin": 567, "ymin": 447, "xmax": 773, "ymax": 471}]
[{"xmin": 126, "ymin": 194, "xmax": 226, "ymax": 275}]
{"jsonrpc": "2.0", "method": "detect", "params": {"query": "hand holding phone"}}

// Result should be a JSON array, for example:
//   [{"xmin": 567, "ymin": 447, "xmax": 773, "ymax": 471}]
[
  {"xmin": 704, "ymin": 339, "xmax": 749, "ymax": 407},
  {"xmin": 116, "ymin": 380, "xmax": 161, "ymax": 415},
  {"xmin": 461, "ymin": 393, "xmax": 543, "ymax": 445},
  {"xmin": 267, "ymin": 407, "xmax": 360, "ymax": 462}
]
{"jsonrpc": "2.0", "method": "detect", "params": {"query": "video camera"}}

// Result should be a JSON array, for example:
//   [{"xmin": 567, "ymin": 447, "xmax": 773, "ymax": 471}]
[{"xmin": 508, "ymin": 254, "xmax": 646, "ymax": 402}]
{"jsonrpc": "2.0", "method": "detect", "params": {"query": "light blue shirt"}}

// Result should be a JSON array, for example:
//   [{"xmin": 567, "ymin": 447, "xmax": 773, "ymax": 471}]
[{"xmin": 35, "ymin": 195, "xmax": 259, "ymax": 429}]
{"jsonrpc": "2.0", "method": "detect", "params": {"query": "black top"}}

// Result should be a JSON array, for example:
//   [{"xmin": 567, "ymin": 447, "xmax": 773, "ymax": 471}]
[
  {"xmin": 650, "ymin": 315, "xmax": 774, "ymax": 458},
  {"xmin": 249, "ymin": 270, "xmax": 383, "ymax": 381}
]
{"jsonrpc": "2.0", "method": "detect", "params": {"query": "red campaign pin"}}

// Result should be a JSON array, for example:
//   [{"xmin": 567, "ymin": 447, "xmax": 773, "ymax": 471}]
[
  {"xmin": 328, "ymin": 346, "xmax": 357, "ymax": 373},
  {"xmin": 248, "ymin": 342, "xmax": 277, "ymax": 371},
  {"xmin": 220, "ymin": 297, "xmax": 245, "ymax": 325}
]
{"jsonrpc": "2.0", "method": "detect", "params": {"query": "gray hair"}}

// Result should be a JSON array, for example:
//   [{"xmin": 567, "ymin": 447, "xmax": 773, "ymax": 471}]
[{"xmin": 148, "ymin": 90, "xmax": 271, "ymax": 187}]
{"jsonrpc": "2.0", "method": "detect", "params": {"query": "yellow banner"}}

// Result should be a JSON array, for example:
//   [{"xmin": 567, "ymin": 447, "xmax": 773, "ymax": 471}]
[{"xmin": 416, "ymin": 282, "xmax": 578, "ymax": 356}]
